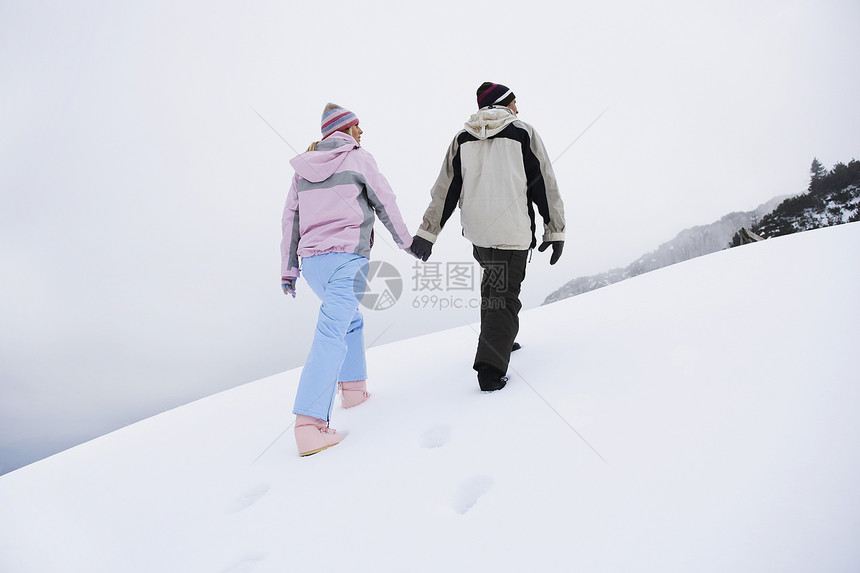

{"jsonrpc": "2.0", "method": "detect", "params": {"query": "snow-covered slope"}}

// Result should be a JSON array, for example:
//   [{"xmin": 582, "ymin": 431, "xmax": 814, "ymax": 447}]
[{"xmin": 1, "ymin": 224, "xmax": 859, "ymax": 573}]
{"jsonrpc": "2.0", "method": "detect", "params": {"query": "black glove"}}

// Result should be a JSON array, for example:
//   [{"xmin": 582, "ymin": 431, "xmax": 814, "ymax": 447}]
[
  {"xmin": 410, "ymin": 235, "xmax": 433, "ymax": 262},
  {"xmin": 538, "ymin": 240, "xmax": 564, "ymax": 265}
]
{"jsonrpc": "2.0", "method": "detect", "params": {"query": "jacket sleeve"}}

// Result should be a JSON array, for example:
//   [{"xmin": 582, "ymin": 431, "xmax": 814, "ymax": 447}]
[
  {"xmin": 280, "ymin": 174, "xmax": 301, "ymax": 279},
  {"xmin": 359, "ymin": 150, "xmax": 413, "ymax": 250},
  {"xmin": 417, "ymin": 133, "xmax": 464, "ymax": 243},
  {"xmin": 527, "ymin": 127, "xmax": 565, "ymax": 242}
]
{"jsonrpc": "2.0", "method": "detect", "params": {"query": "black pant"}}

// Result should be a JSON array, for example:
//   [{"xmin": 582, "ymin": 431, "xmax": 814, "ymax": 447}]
[{"xmin": 472, "ymin": 246, "xmax": 528, "ymax": 374}]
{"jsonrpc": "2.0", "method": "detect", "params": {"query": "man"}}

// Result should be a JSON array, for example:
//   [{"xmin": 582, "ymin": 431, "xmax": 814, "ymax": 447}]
[{"xmin": 410, "ymin": 82, "xmax": 566, "ymax": 392}]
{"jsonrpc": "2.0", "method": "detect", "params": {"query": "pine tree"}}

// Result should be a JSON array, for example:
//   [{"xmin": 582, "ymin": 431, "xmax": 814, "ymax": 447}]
[{"xmin": 810, "ymin": 158, "xmax": 826, "ymax": 190}]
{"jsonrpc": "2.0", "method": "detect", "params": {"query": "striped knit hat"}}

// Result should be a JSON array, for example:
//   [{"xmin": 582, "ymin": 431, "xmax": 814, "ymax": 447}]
[
  {"xmin": 321, "ymin": 103, "xmax": 359, "ymax": 139},
  {"xmin": 476, "ymin": 82, "xmax": 516, "ymax": 109}
]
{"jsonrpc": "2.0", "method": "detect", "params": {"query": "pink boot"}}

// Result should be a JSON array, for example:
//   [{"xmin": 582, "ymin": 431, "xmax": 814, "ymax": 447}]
[
  {"xmin": 295, "ymin": 414, "xmax": 343, "ymax": 456},
  {"xmin": 338, "ymin": 380, "xmax": 370, "ymax": 409}
]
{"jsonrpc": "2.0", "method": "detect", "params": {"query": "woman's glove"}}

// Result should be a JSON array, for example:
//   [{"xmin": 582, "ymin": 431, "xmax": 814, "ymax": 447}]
[{"xmin": 281, "ymin": 277, "xmax": 296, "ymax": 298}]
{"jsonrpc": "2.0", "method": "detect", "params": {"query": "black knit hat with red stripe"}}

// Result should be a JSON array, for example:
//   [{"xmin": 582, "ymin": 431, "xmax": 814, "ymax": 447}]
[{"xmin": 476, "ymin": 82, "xmax": 516, "ymax": 109}]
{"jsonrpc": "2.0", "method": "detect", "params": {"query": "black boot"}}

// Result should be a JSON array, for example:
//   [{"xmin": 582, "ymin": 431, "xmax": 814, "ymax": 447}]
[{"xmin": 477, "ymin": 364, "xmax": 508, "ymax": 392}]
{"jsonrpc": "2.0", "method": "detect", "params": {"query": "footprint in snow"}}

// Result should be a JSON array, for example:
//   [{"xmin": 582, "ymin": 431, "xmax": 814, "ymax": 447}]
[
  {"xmin": 453, "ymin": 475, "xmax": 494, "ymax": 515},
  {"xmin": 228, "ymin": 483, "xmax": 271, "ymax": 513},
  {"xmin": 222, "ymin": 552, "xmax": 266, "ymax": 573},
  {"xmin": 419, "ymin": 424, "xmax": 452, "ymax": 449}
]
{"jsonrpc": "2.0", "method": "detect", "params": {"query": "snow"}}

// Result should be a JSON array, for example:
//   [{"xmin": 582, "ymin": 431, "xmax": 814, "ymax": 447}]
[{"xmin": 1, "ymin": 223, "xmax": 859, "ymax": 572}]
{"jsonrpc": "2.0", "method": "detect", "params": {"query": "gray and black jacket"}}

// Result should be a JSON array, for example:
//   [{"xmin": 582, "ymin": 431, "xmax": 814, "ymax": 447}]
[{"xmin": 417, "ymin": 107, "xmax": 565, "ymax": 251}]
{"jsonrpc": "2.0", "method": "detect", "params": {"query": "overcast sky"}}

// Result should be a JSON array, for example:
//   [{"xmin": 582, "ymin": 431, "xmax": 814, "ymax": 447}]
[{"xmin": 2, "ymin": 0, "xmax": 858, "ymax": 474}]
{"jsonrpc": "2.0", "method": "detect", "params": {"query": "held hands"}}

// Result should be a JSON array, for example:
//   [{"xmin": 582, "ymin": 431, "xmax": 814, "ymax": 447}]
[
  {"xmin": 538, "ymin": 240, "xmax": 564, "ymax": 265},
  {"xmin": 281, "ymin": 277, "xmax": 296, "ymax": 298},
  {"xmin": 409, "ymin": 235, "xmax": 433, "ymax": 262}
]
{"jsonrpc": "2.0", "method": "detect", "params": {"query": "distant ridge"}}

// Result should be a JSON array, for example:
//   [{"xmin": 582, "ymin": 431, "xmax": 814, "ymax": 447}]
[
  {"xmin": 543, "ymin": 195, "xmax": 787, "ymax": 305},
  {"xmin": 752, "ymin": 158, "xmax": 860, "ymax": 239}
]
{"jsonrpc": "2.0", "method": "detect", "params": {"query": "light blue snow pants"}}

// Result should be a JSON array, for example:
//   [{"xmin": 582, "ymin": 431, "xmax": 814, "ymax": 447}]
[{"xmin": 293, "ymin": 252, "xmax": 368, "ymax": 421}]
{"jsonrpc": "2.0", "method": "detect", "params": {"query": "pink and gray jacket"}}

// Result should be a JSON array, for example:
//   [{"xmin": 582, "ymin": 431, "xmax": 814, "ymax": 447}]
[{"xmin": 281, "ymin": 131, "xmax": 413, "ymax": 279}]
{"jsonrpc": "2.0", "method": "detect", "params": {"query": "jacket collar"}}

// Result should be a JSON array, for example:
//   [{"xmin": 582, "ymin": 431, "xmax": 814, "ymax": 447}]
[
  {"xmin": 464, "ymin": 107, "xmax": 518, "ymax": 139},
  {"xmin": 317, "ymin": 130, "xmax": 359, "ymax": 151}
]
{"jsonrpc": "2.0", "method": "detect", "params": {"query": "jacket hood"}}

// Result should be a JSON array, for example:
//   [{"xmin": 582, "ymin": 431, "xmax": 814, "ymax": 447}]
[
  {"xmin": 289, "ymin": 132, "xmax": 358, "ymax": 183},
  {"xmin": 464, "ymin": 107, "xmax": 518, "ymax": 139}
]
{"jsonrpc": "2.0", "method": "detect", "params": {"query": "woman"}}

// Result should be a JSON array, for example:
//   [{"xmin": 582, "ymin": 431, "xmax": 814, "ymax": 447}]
[{"xmin": 281, "ymin": 103, "xmax": 414, "ymax": 456}]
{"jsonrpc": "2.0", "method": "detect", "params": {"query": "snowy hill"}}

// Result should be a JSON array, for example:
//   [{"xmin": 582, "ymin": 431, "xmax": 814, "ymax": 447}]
[
  {"xmin": 543, "ymin": 195, "xmax": 787, "ymax": 304},
  {"xmin": 753, "ymin": 159, "xmax": 860, "ymax": 239},
  {"xmin": 1, "ymin": 224, "xmax": 859, "ymax": 573}
]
